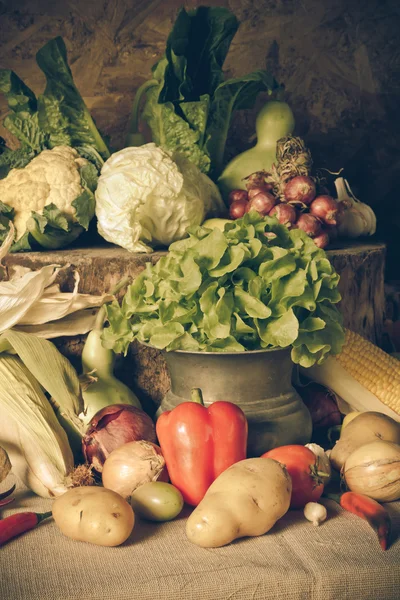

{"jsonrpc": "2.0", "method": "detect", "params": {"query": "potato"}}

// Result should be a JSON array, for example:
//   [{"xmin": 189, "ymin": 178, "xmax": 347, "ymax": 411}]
[
  {"xmin": 52, "ymin": 486, "xmax": 135, "ymax": 546},
  {"xmin": 330, "ymin": 411, "xmax": 400, "ymax": 471},
  {"xmin": 186, "ymin": 458, "xmax": 291, "ymax": 548}
]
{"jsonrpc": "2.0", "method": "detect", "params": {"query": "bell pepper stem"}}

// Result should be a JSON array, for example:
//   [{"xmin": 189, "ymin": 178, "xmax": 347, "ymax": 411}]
[{"xmin": 190, "ymin": 388, "xmax": 204, "ymax": 405}]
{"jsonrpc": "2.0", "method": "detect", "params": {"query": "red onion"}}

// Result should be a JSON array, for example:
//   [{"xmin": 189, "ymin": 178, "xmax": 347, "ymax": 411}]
[
  {"xmin": 309, "ymin": 195, "xmax": 339, "ymax": 225},
  {"xmin": 248, "ymin": 186, "xmax": 271, "ymax": 200},
  {"xmin": 245, "ymin": 191, "xmax": 276, "ymax": 216},
  {"xmin": 83, "ymin": 404, "xmax": 156, "ymax": 472},
  {"xmin": 295, "ymin": 381, "xmax": 342, "ymax": 429},
  {"xmin": 284, "ymin": 176, "xmax": 316, "ymax": 205},
  {"xmin": 313, "ymin": 231, "xmax": 330, "ymax": 249},
  {"xmin": 228, "ymin": 189, "xmax": 248, "ymax": 205},
  {"xmin": 269, "ymin": 203, "xmax": 297, "ymax": 226},
  {"xmin": 295, "ymin": 213, "xmax": 322, "ymax": 238},
  {"xmin": 229, "ymin": 198, "xmax": 248, "ymax": 219}
]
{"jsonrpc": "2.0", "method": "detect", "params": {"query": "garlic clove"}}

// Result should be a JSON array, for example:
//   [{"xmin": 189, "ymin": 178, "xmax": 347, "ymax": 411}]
[{"xmin": 304, "ymin": 501, "xmax": 328, "ymax": 526}]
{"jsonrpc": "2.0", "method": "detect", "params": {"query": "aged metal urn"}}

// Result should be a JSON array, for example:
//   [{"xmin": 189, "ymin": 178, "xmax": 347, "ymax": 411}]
[{"xmin": 156, "ymin": 347, "xmax": 312, "ymax": 456}]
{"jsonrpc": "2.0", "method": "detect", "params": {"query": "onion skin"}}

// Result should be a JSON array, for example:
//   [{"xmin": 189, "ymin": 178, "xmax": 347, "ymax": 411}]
[
  {"xmin": 296, "ymin": 382, "xmax": 341, "ymax": 429},
  {"xmin": 229, "ymin": 199, "xmax": 248, "ymax": 219},
  {"xmin": 284, "ymin": 176, "xmax": 316, "ymax": 205},
  {"xmin": 102, "ymin": 440, "xmax": 168, "ymax": 499},
  {"xmin": 82, "ymin": 404, "xmax": 156, "ymax": 472},
  {"xmin": 310, "ymin": 195, "xmax": 339, "ymax": 226},
  {"xmin": 269, "ymin": 203, "xmax": 297, "ymax": 226},
  {"xmin": 244, "ymin": 170, "xmax": 271, "ymax": 191},
  {"xmin": 313, "ymin": 231, "xmax": 330, "ymax": 249},
  {"xmin": 344, "ymin": 440, "xmax": 400, "ymax": 502},
  {"xmin": 248, "ymin": 186, "xmax": 270, "ymax": 200},
  {"xmin": 295, "ymin": 213, "xmax": 322, "ymax": 238},
  {"xmin": 245, "ymin": 191, "xmax": 276, "ymax": 216},
  {"xmin": 228, "ymin": 189, "xmax": 248, "ymax": 205}
]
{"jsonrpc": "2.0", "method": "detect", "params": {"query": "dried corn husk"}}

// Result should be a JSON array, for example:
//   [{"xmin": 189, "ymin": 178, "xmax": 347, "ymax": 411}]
[
  {"xmin": 0, "ymin": 354, "xmax": 74, "ymax": 497},
  {"xmin": 0, "ymin": 227, "xmax": 112, "ymax": 337}
]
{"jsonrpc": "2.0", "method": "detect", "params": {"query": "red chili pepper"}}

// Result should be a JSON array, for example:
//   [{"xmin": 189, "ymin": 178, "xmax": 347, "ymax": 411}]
[
  {"xmin": 0, "ymin": 511, "xmax": 52, "ymax": 546},
  {"xmin": 340, "ymin": 492, "xmax": 391, "ymax": 551},
  {"xmin": 156, "ymin": 388, "xmax": 248, "ymax": 506}
]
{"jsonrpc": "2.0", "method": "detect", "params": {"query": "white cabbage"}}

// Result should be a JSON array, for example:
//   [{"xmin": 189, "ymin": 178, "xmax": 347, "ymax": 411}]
[{"xmin": 94, "ymin": 143, "xmax": 224, "ymax": 253}]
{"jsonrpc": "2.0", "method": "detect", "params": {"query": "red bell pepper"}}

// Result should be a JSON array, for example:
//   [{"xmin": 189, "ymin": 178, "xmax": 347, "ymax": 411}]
[{"xmin": 156, "ymin": 388, "xmax": 248, "ymax": 506}]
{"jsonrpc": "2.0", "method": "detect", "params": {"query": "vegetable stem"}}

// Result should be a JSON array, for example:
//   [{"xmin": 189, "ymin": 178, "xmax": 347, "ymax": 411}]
[
  {"xmin": 126, "ymin": 79, "xmax": 159, "ymax": 147},
  {"xmin": 93, "ymin": 276, "xmax": 131, "ymax": 331},
  {"xmin": 190, "ymin": 388, "xmax": 205, "ymax": 406}
]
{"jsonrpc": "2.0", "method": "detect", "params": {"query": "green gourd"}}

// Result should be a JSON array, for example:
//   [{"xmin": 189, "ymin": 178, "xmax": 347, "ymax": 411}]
[
  {"xmin": 218, "ymin": 101, "xmax": 295, "ymax": 199},
  {"xmin": 80, "ymin": 315, "xmax": 142, "ymax": 426}
]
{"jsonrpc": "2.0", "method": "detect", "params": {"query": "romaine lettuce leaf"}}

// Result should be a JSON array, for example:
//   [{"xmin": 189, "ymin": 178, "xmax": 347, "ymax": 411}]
[
  {"xmin": 135, "ymin": 6, "xmax": 278, "ymax": 177},
  {"xmin": 36, "ymin": 37, "xmax": 110, "ymax": 160}
]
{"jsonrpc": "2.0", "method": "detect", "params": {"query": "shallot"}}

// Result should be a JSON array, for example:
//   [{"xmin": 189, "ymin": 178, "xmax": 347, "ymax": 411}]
[
  {"xmin": 284, "ymin": 175, "xmax": 316, "ymax": 205},
  {"xmin": 248, "ymin": 186, "xmax": 270, "ymax": 200},
  {"xmin": 310, "ymin": 195, "xmax": 339, "ymax": 226},
  {"xmin": 246, "ymin": 191, "xmax": 276, "ymax": 216},
  {"xmin": 269, "ymin": 203, "xmax": 297, "ymax": 226},
  {"xmin": 228, "ymin": 189, "xmax": 248, "ymax": 205},
  {"xmin": 82, "ymin": 404, "xmax": 156, "ymax": 472},
  {"xmin": 313, "ymin": 231, "xmax": 330, "ymax": 249},
  {"xmin": 229, "ymin": 198, "xmax": 248, "ymax": 219},
  {"xmin": 295, "ymin": 213, "xmax": 322, "ymax": 238}
]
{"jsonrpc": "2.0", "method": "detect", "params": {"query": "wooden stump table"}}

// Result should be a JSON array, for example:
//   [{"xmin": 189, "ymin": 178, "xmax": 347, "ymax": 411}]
[{"xmin": 0, "ymin": 240, "xmax": 386, "ymax": 414}]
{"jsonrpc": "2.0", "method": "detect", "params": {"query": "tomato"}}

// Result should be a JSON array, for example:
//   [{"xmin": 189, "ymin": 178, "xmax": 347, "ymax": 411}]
[{"xmin": 261, "ymin": 445, "xmax": 325, "ymax": 509}]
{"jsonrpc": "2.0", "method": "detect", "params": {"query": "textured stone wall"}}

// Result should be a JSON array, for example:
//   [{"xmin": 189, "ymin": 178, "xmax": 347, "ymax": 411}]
[{"xmin": 0, "ymin": 0, "xmax": 399, "ymax": 273}]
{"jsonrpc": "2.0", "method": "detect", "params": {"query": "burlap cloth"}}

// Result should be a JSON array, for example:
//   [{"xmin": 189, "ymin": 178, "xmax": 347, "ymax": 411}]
[{"xmin": 1, "ymin": 480, "xmax": 399, "ymax": 600}]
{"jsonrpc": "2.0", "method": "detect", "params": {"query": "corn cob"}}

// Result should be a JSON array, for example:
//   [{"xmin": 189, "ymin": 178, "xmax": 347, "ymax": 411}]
[{"xmin": 335, "ymin": 329, "xmax": 400, "ymax": 414}]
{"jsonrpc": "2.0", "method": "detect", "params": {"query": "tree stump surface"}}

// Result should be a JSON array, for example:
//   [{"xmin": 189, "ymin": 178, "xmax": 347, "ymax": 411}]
[{"xmin": 1, "ymin": 241, "xmax": 386, "ymax": 413}]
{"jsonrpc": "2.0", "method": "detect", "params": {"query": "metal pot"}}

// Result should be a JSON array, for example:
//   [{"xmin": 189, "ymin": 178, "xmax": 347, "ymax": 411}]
[{"xmin": 157, "ymin": 347, "xmax": 312, "ymax": 456}]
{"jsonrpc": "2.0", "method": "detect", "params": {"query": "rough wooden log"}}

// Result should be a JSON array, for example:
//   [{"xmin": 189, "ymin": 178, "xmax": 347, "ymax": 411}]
[{"xmin": 1, "ymin": 241, "xmax": 386, "ymax": 413}]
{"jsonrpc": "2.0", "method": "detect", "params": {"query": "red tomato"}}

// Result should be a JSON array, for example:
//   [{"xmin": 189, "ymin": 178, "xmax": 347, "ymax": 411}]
[{"xmin": 261, "ymin": 445, "xmax": 324, "ymax": 509}]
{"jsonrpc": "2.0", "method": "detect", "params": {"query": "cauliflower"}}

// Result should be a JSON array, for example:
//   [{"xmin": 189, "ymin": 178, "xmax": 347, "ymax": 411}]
[
  {"xmin": 95, "ymin": 143, "xmax": 224, "ymax": 253},
  {"xmin": 0, "ymin": 146, "xmax": 98, "ymax": 251}
]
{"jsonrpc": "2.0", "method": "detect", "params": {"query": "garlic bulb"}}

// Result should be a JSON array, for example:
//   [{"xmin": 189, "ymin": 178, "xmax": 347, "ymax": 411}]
[{"xmin": 335, "ymin": 177, "xmax": 376, "ymax": 238}]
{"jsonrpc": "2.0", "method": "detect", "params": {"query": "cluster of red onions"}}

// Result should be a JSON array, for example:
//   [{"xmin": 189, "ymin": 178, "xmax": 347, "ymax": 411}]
[{"xmin": 228, "ymin": 174, "xmax": 341, "ymax": 249}]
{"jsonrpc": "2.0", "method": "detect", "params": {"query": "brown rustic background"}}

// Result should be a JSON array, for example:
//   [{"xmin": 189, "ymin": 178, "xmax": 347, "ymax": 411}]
[{"xmin": 0, "ymin": 0, "xmax": 399, "ymax": 274}]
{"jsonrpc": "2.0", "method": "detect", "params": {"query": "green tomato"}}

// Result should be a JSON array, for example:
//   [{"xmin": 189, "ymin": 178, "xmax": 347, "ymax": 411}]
[{"xmin": 130, "ymin": 482, "xmax": 184, "ymax": 522}]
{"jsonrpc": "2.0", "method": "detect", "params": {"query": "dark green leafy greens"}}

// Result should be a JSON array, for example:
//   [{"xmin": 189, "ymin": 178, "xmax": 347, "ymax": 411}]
[
  {"xmin": 103, "ymin": 213, "xmax": 345, "ymax": 368},
  {"xmin": 130, "ymin": 7, "xmax": 278, "ymax": 178},
  {"xmin": 0, "ymin": 37, "xmax": 107, "ymax": 251}
]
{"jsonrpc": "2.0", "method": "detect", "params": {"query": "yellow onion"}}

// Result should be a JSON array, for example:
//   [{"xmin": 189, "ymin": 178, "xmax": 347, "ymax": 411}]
[
  {"xmin": 344, "ymin": 440, "xmax": 400, "ymax": 502},
  {"xmin": 102, "ymin": 440, "xmax": 168, "ymax": 499}
]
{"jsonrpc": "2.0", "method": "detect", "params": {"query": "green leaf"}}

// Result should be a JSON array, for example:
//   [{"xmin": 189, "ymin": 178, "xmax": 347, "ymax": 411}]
[
  {"xmin": 234, "ymin": 287, "xmax": 272, "ymax": 319},
  {"xmin": 256, "ymin": 309, "xmax": 299, "ymax": 348},
  {"xmin": 36, "ymin": 37, "xmax": 110, "ymax": 159},
  {"xmin": 26, "ymin": 211, "xmax": 84, "ymax": 250},
  {"xmin": 0, "ymin": 70, "xmax": 45, "ymax": 151},
  {"xmin": 206, "ymin": 70, "xmax": 278, "ymax": 176},
  {"xmin": 0, "ymin": 146, "xmax": 36, "ymax": 179},
  {"xmin": 142, "ymin": 79, "xmax": 211, "ymax": 172},
  {"xmin": 79, "ymin": 162, "xmax": 99, "ymax": 193},
  {"xmin": 71, "ymin": 189, "xmax": 96, "ymax": 230},
  {"xmin": 159, "ymin": 7, "xmax": 239, "ymax": 102},
  {"xmin": 149, "ymin": 322, "xmax": 185, "ymax": 349},
  {"xmin": 42, "ymin": 204, "xmax": 70, "ymax": 232}
]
